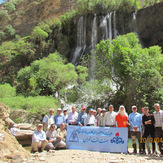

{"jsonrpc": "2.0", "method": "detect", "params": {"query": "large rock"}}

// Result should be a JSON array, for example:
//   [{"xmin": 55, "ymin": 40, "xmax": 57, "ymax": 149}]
[{"xmin": 0, "ymin": 102, "xmax": 30, "ymax": 161}]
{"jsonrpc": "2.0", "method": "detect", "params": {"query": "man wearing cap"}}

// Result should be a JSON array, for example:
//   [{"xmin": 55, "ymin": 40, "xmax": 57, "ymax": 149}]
[
  {"xmin": 129, "ymin": 106, "xmax": 142, "ymax": 154},
  {"xmin": 98, "ymin": 108, "xmax": 107, "ymax": 127},
  {"xmin": 67, "ymin": 106, "xmax": 78, "ymax": 125},
  {"xmin": 54, "ymin": 108, "xmax": 66, "ymax": 128},
  {"xmin": 31, "ymin": 124, "xmax": 48, "ymax": 153},
  {"xmin": 42, "ymin": 108, "xmax": 55, "ymax": 132},
  {"xmin": 104, "ymin": 105, "xmax": 117, "ymax": 127},
  {"xmin": 84, "ymin": 108, "xmax": 95, "ymax": 126},
  {"xmin": 77, "ymin": 106, "xmax": 87, "ymax": 126}
]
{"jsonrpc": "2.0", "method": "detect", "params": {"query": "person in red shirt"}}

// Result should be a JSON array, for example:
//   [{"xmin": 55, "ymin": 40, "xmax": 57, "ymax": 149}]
[{"xmin": 115, "ymin": 105, "xmax": 129, "ymax": 127}]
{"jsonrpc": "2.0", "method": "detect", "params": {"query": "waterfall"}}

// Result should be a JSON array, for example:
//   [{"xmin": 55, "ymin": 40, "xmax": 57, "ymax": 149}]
[
  {"xmin": 71, "ymin": 16, "xmax": 86, "ymax": 66},
  {"xmin": 91, "ymin": 14, "xmax": 97, "ymax": 49},
  {"xmin": 109, "ymin": 13, "xmax": 112, "ymax": 41},
  {"xmin": 90, "ymin": 14, "xmax": 98, "ymax": 80},
  {"xmin": 113, "ymin": 11, "xmax": 118, "ymax": 39},
  {"xmin": 132, "ymin": 12, "xmax": 144, "ymax": 48},
  {"xmin": 100, "ymin": 14, "xmax": 109, "ymax": 40},
  {"xmin": 100, "ymin": 13, "xmax": 113, "ymax": 41}
]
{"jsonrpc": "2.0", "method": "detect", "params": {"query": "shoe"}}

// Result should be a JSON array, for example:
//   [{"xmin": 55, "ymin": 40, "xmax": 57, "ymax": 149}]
[
  {"xmin": 159, "ymin": 154, "xmax": 163, "ymax": 157},
  {"xmin": 140, "ymin": 151, "xmax": 146, "ymax": 155}
]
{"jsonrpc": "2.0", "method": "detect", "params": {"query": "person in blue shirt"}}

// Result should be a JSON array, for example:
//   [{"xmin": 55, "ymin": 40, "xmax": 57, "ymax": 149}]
[
  {"xmin": 77, "ymin": 106, "xmax": 87, "ymax": 126},
  {"xmin": 54, "ymin": 108, "xmax": 66, "ymax": 128},
  {"xmin": 129, "ymin": 106, "xmax": 142, "ymax": 154}
]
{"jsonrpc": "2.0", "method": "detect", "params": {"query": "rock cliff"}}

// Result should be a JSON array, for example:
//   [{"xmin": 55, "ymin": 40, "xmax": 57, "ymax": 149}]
[{"xmin": 0, "ymin": 102, "xmax": 30, "ymax": 161}]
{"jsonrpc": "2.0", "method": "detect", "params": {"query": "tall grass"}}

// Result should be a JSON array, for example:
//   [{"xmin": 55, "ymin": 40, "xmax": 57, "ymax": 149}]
[{"xmin": 0, "ymin": 96, "xmax": 60, "ymax": 114}]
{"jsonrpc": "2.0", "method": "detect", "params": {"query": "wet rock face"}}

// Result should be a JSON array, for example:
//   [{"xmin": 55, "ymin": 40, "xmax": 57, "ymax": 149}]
[
  {"xmin": 0, "ymin": 102, "xmax": 30, "ymax": 161},
  {"xmin": 136, "ymin": 3, "xmax": 163, "ymax": 50}
]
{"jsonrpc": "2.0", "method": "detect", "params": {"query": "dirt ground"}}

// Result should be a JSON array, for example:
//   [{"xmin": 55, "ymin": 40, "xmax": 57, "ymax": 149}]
[{"xmin": 22, "ymin": 149, "xmax": 163, "ymax": 163}]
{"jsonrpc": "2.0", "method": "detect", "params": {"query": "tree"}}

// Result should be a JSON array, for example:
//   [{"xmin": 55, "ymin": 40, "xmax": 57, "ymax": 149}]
[
  {"xmin": 95, "ymin": 33, "xmax": 163, "ymax": 110},
  {"xmin": 17, "ymin": 52, "xmax": 84, "ymax": 98}
]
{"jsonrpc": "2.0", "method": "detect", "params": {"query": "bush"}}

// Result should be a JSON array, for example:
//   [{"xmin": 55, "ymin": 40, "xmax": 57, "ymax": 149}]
[
  {"xmin": 3, "ymin": 25, "xmax": 16, "ymax": 37},
  {"xmin": 0, "ymin": 84, "xmax": 16, "ymax": 98},
  {"xmin": 4, "ymin": 2, "xmax": 16, "ymax": 12},
  {"xmin": 0, "ymin": 96, "xmax": 60, "ymax": 114},
  {"xmin": 0, "ymin": 10, "xmax": 10, "ymax": 22}
]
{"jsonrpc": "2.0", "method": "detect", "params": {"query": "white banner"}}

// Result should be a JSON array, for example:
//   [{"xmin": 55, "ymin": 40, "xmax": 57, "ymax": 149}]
[{"xmin": 66, "ymin": 126, "xmax": 128, "ymax": 153}]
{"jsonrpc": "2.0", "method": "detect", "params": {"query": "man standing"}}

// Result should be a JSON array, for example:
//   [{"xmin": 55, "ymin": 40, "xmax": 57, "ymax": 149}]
[
  {"xmin": 142, "ymin": 107, "xmax": 155, "ymax": 155},
  {"xmin": 63, "ymin": 108, "xmax": 68, "ymax": 123},
  {"xmin": 84, "ymin": 108, "xmax": 95, "ymax": 126},
  {"xmin": 153, "ymin": 103, "xmax": 163, "ymax": 157},
  {"xmin": 104, "ymin": 105, "xmax": 117, "ymax": 127},
  {"xmin": 129, "ymin": 106, "xmax": 142, "ymax": 154},
  {"xmin": 42, "ymin": 108, "xmax": 55, "ymax": 132},
  {"xmin": 98, "ymin": 108, "xmax": 107, "ymax": 127},
  {"xmin": 31, "ymin": 124, "xmax": 48, "ymax": 153},
  {"xmin": 54, "ymin": 108, "xmax": 66, "ymax": 128},
  {"xmin": 77, "ymin": 106, "xmax": 87, "ymax": 126},
  {"xmin": 96, "ymin": 108, "xmax": 102, "ymax": 126},
  {"xmin": 67, "ymin": 106, "xmax": 78, "ymax": 125}
]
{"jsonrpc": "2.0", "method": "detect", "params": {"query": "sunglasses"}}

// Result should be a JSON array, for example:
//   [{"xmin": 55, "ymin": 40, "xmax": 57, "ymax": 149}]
[{"xmin": 51, "ymin": 126, "xmax": 55, "ymax": 128}]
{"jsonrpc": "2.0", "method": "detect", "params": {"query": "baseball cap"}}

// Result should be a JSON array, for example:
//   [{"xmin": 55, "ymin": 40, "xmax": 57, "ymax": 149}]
[
  {"xmin": 57, "ymin": 108, "xmax": 62, "ymax": 111},
  {"xmin": 89, "ymin": 108, "xmax": 93, "ymax": 111},
  {"xmin": 82, "ymin": 106, "xmax": 86, "ymax": 109},
  {"xmin": 102, "ymin": 108, "xmax": 106, "ymax": 112},
  {"xmin": 37, "ymin": 124, "xmax": 43, "ymax": 127}
]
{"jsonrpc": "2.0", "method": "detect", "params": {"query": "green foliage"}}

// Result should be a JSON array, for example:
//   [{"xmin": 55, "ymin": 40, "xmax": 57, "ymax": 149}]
[
  {"xmin": 17, "ymin": 52, "xmax": 81, "ymax": 97},
  {"xmin": 0, "ymin": 96, "xmax": 59, "ymax": 114},
  {"xmin": 0, "ymin": 31, "xmax": 5, "ymax": 42},
  {"xmin": 95, "ymin": 33, "xmax": 163, "ymax": 108},
  {"xmin": 3, "ymin": 25, "xmax": 15, "ymax": 37},
  {"xmin": 0, "ymin": 10, "xmax": 10, "ymax": 22},
  {"xmin": 31, "ymin": 26, "xmax": 48, "ymax": 41},
  {"xmin": 0, "ymin": 83, "xmax": 16, "ymax": 98},
  {"xmin": 4, "ymin": 2, "xmax": 16, "ymax": 12}
]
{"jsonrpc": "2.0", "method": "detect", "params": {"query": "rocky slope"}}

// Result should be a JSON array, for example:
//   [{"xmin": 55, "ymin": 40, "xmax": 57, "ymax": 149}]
[{"xmin": 0, "ymin": 102, "xmax": 30, "ymax": 162}]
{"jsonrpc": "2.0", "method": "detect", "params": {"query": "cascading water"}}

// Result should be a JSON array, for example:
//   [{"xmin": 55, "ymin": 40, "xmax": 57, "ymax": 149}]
[
  {"xmin": 109, "ymin": 13, "xmax": 112, "ymax": 41},
  {"xmin": 90, "ymin": 14, "xmax": 98, "ymax": 80},
  {"xmin": 71, "ymin": 16, "xmax": 86, "ymax": 66},
  {"xmin": 132, "ymin": 12, "xmax": 144, "ymax": 48},
  {"xmin": 100, "ymin": 14, "xmax": 109, "ymax": 40}
]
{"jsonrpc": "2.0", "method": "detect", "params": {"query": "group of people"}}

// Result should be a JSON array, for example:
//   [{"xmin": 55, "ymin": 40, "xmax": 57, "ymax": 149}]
[{"xmin": 31, "ymin": 103, "xmax": 163, "ymax": 157}]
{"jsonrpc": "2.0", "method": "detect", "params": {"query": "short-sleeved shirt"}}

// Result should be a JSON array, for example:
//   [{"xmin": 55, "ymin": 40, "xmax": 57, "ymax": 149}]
[{"xmin": 115, "ymin": 113, "xmax": 128, "ymax": 127}]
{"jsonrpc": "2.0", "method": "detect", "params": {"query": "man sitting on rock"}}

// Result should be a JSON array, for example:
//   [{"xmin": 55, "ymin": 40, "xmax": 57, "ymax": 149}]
[
  {"xmin": 57, "ymin": 123, "xmax": 67, "ymax": 149},
  {"xmin": 31, "ymin": 124, "xmax": 48, "ymax": 153},
  {"xmin": 45, "ymin": 124, "xmax": 64, "ymax": 151}
]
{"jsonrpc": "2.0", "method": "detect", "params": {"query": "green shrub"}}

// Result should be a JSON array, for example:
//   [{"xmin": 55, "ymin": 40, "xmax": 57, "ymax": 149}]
[
  {"xmin": 4, "ymin": 2, "xmax": 16, "ymax": 12},
  {"xmin": 0, "ymin": 10, "xmax": 10, "ymax": 22},
  {"xmin": 3, "ymin": 25, "xmax": 16, "ymax": 37},
  {"xmin": 0, "ymin": 96, "xmax": 60, "ymax": 114},
  {"xmin": 0, "ymin": 84, "xmax": 16, "ymax": 98}
]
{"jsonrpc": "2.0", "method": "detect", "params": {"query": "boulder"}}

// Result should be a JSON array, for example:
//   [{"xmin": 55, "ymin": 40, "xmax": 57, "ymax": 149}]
[{"xmin": 0, "ymin": 102, "xmax": 30, "ymax": 161}]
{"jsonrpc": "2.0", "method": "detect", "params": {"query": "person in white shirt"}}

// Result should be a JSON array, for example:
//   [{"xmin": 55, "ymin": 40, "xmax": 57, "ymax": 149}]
[
  {"xmin": 31, "ymin": 124, "xmax": 48, "ymax": 153},
  {"xmin": 42, "ymin": 108, "xmax": 55, "ymax": 132},
  {"xmin": 84, "ymin": 108, "xmax": 95, "ymax": 126},
  {"xmin": 98, "ymin": 108, "xmax": 107, "ymax": 127},
  {"xmin": 153, "ymin": 103, "xmax": 163, "ymax": 157},
  {"xmin": 104, "ymin": 105, "xmax": 117, "ymax": 127},
  {"xmin": 67, "ymin": 106, "xmax": 78, "ymax": 125}
]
